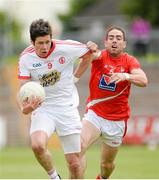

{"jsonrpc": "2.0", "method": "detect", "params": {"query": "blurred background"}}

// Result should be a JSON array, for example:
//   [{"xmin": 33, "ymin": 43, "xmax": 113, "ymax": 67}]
[{"xmin": 0, "ymin": 0, "xmax": 159, "ymax": 179}]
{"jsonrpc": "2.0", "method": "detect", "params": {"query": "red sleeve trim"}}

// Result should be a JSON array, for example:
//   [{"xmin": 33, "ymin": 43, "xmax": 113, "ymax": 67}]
[{"xmin": 18, "ymin": 76, "xmax": 31, "ymax": 80}]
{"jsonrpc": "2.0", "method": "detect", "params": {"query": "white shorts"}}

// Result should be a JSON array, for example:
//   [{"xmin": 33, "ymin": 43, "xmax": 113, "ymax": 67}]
[
  {"xmin": 84, "ymin": 109, "xmax": 127, "ymax": 147},
  {"xmin": 30, "ymin": 105, "xmax": 82, "ymax": 153}
]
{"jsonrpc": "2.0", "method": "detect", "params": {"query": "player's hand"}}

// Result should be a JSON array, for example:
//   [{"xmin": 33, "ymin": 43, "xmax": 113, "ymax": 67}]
[
  {"xmin": 109, "ymin": 73, "xmax": 129, "ymax": 84},
  {"xmin": 21, "ymin": 96, "xmax": 42, "ymax": 114},
  {"xmin": 86, "ymin": 41, "xmax": 101, "ymax": 59},
  {"xmin": 86, "ymin": 41, "xmax": 98, "ymax": 53}
]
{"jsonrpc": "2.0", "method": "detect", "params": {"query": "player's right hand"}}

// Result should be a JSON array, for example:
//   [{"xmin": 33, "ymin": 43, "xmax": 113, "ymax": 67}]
[
  {"xmin": 21, "ymin": 96, "xmax": 42, "ymax": 115},
  {"xmin": 86, "ymin": 41, "xmax": 101, "ymax": 59},
  {"xmin": 86, "ymin": 41, "xmax": 98, "ymax": 53}
]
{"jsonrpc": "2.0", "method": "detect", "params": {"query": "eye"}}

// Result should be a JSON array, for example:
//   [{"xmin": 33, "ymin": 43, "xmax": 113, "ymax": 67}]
[
  {"xmin": 37, "ymin": 41, "xmax": 44, "ymax": 45},
  {"xmin": 116, "ymin": 36, "xmax": 122, "ymax": 41},
  {"xmin": 108, "ymin": 36, "xmax": 114, "ymax": 40},
  {"xmin": 46, "ymin": 41, "xmax": 51, "ymax": 44}
]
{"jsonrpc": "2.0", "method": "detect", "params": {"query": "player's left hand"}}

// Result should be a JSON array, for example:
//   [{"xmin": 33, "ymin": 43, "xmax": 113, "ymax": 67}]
[{"xmin": 109, "ymin": 73, "xmax": 128, "ymax": 84}]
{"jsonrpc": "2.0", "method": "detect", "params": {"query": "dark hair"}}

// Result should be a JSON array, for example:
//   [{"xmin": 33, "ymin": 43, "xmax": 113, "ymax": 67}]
[
  {"xmin": 30, "ymin": 19, "xmax": 52, "ymax": 42},
  {"xmin": 105, "ymin": 26, "xmax": 126, "ymax": 41}
]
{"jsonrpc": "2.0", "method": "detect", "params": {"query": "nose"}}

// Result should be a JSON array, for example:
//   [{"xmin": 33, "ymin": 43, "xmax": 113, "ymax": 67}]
[
  {"xmin": 42, "ymin": 43, "xmax": 48, "ymax": 49},
  {"xmin": 113, "ymin": 38, "xmax": 117, "ymax": 42},
  {"xmin": 112, "ymin": 40, "xmax": 117, "ymax": 44}
]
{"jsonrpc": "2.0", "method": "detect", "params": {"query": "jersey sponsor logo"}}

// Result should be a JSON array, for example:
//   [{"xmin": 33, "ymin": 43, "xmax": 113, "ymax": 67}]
[
  {"xmin": 99, "ymin": 74, "xmax": 116, "ymax": 91},
  {"xmin": 33, "ymin": 63, "xmax": 42, "ymax": 68},
  {"xmin": 59, "ymin": 57, "xmax": 65, "ymax": 64},
  {"xmin": 38, "ymin": 70, "xmax": 61, "ymax": 87}
]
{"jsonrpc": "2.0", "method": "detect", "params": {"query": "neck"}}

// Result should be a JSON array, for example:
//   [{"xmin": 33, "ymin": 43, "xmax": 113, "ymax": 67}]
[{"xmin": 109, "ymin": 51, "xmax": 123, "ymax": 58}]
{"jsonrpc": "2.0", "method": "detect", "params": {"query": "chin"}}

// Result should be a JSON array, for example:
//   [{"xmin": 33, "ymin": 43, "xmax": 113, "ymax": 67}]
[
  {"xmin": 110, "ymin": 51, "xmax": 118, "ymax": 57},
  {"xmin": 111, "ymin": 53, "xmax": 118, "ymax": 57},
  {"xmin": 111, "ymin": 49, "xmax": 121, "ymax": 57},
  {"xmin": 40, "ymin": 53, "xmax": 48, "ymax": 58}
]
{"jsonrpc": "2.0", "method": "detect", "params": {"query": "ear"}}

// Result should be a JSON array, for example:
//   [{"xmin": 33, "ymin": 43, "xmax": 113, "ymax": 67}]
[
  {"xmin": 31, "ymin": 40, "xmax": 34, "ymax": 45},
  {"xmin": 123, "ymin": 41, "xmax": 127, "ymax": 49},
  {"xmin": 104, "ymin": 40, "xmax": 107, "ymax": 48}
]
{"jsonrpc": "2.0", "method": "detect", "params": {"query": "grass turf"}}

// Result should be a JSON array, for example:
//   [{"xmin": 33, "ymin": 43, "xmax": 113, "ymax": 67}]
[{"xmin": 0, "ymin": 145, "xmax": 159, "ymax": 179}]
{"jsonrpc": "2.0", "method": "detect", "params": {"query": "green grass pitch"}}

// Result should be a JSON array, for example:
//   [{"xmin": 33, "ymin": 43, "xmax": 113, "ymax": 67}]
[{"xmin": 0, "ymin": 145, "xmax": 159, "ymax": 179}]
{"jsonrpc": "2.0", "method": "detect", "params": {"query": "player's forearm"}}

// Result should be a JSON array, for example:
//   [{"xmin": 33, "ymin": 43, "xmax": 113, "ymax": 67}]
[
  {"xmin": 129, "ymin": 69, "xmax": 148, "ymax": 87},
  {"xmin": 109, "ymin": 69, "xmax": 148, "ymax": 87},
  {"xmin": 73, "ymin": 42, "xmax": 101, "ymax": 80},
  {"xmin": 74, "ymin": 58, "xmax": 91, "ymax": 79},
  {"xmin": 128, "ymin": 73, "xmax": 148, "ymax": 87}
]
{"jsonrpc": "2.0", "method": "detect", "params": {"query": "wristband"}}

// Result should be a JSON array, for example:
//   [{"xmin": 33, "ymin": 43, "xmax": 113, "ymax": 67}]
[
  {"xmin": 73, "ymin": 76, "xmax": 80, "ymax": 83},
  {"xmin": 123, "ymin": 73, "xmax": 130, "ymax": 80}
]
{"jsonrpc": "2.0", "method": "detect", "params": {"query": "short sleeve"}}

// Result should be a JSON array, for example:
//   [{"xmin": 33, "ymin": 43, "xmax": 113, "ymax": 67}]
[
  {"xmin": 18, "ymin": 57, "xmax": 31, "ymax": 80},
  {"xmin": 128, "ymin": 56, "xmax": 141, "ymax": 71}
]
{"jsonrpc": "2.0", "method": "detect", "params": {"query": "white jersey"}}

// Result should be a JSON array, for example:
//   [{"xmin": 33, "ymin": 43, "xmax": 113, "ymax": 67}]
[{"xmin": 18, "ymin": 39, "xmax": 89, "ymax": 107}]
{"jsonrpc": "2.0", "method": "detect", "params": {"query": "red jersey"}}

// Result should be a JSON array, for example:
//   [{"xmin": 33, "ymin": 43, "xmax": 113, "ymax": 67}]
[{"xmin": 87, "ymin": 50, "xmax": 141, "ymax": 121}]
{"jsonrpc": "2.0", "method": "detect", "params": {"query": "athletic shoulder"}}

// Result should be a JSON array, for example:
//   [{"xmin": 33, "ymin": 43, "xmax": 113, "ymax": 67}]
[
  {"xmin": 19, "ymin": 45, "xmax": 35, "ymax": 65},
  {"xmin": 20, "ymin": 45, "xmax": 35, "ymax": 58},
  {"xmin": 122, "ymin": 52, "xmax": 138, "ymax": 61},
  {"xmin": 122, "ymin": 52, "xmax": 140, "ymax": 69}
]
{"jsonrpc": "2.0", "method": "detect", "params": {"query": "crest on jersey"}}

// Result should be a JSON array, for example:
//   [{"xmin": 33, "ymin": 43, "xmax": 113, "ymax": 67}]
[
  {"xmin": 99, "ymin": 74, "xmax": 116, "ymax": 91},
  {"xmin": 47, "ymin": 62, "xmax": 52, "ymax": 69},
  {"xmin": 59, "ymin": 56, "xmax": 65, "ymax": 64}
]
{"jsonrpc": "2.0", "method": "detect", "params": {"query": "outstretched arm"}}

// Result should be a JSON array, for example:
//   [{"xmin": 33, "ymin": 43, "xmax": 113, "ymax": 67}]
[
  {"xmin": 109, "ymin": 68, "xmax": 148, "ymax": 87},
  {"xmin": 73, "ymin": 57, "xmax": 92, "ymax": 83},
  {"xmin": 74, "ymin": 41, "xmax": 100, "ymax": 82}
]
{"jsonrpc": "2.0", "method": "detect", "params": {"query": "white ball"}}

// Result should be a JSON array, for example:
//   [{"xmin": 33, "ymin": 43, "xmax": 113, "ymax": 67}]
[{"xmin": 18, "ymin": 81, "xmax": 46, "ymax": 104}]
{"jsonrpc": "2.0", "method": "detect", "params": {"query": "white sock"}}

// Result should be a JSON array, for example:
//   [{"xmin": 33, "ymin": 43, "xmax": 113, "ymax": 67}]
[{"xmin": 48, "ymin": 169, "xmax": 60, "ymax": 179}]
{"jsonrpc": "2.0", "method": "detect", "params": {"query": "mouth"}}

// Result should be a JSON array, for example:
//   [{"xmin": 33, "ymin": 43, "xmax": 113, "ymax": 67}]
[
  {"xmin": 111, "ymin": 44, "xmax": 117, "ymax": 49},
  {"xmin": 39, "ymin": 51, "xmax": 48, "ymax": 58},
  {"xmin": 41, "ymin": 51, "xmax": 48, "ymax": 54},
  {"xmin": 41, "ymin": 51, "xmax": 48, "ymax": 56},
  {"xmin": 111, "ymin": 44, "xmax": 118, "ymax": 51}
]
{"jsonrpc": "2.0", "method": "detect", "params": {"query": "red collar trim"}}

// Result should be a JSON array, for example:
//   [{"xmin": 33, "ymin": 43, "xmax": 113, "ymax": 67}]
[
  {"xmin": 37, "ymin": 40, "xmax": 56, "ymax": 58},
  {"xmin": 44, "ymin": 40, "xmax": 56, "ymax": 58}
]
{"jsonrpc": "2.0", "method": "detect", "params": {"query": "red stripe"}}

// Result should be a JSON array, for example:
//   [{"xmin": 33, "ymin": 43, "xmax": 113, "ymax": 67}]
[
  {"xmin": 123, "ymin": 120, "xmax": 127, "ymax": 138},
  {"xmin": 20, "ymin": 46, "xmax": 35, "ymax": 57},
  {"xmin": 20, "ymin": 49, "xmax": 35, "ymax": 57},
  {"xmin": 22, "ymin": 46, "xmax": 34, "ymax": 53},
  {"xmin": 18, "ymin": 76, "xmax": 31, "ymax": 80}
]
